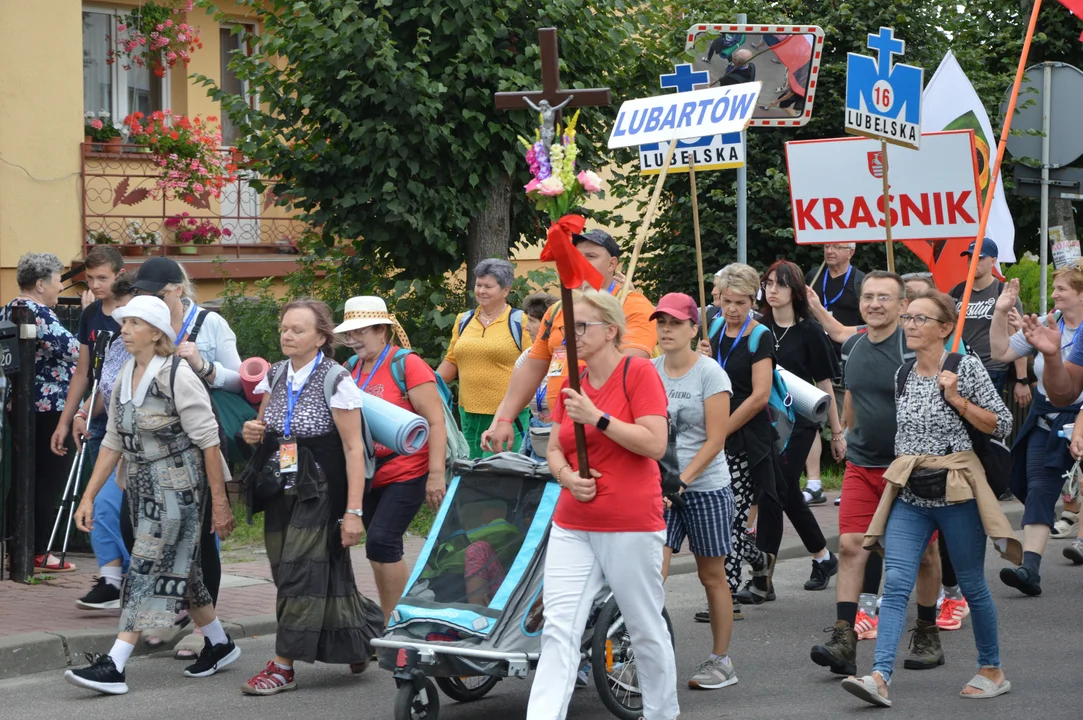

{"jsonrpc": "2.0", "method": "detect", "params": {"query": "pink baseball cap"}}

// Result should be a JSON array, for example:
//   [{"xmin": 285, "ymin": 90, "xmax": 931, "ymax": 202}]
[{"xmin": 650, "ymin": 293, "xmax": 699, "ymax": 324}]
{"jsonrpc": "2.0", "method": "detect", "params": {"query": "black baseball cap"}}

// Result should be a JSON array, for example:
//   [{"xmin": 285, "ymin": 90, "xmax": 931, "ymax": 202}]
[
  {"xmin": 131, "ymin": 257, "xmax": 185, "ymax": 294},
  {"xmin": 573, "ymin": 229, "xmax": 621, "ymax": 258}
]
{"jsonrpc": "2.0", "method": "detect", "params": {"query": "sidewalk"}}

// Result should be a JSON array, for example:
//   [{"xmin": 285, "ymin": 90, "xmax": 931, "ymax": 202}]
[{"xmin": 0, "ymin": 492, "xmax": 1025, "ymax": 680}]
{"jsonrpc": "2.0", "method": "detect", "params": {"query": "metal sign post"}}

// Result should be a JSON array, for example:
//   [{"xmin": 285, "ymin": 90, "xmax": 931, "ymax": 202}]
[
  {"xmin": 10, "ymin": 306, "xmax": 37, "ymax": 582},
  {"xmin": 1041, "ymin": 63, "xmax": 1052, "ymax": 314}
]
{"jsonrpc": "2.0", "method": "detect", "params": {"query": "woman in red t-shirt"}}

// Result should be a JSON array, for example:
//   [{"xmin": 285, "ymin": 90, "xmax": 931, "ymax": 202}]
[
  {"xmin": 335, "ymin": 296, "xmax": 448, "ymax": 621},
  {"xmin": 526, "ymin": 290, "xmax": 679, "ymax": 720}
]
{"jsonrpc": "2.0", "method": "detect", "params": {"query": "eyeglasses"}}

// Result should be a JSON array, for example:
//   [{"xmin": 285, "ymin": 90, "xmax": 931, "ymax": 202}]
[
  {"xmin": 900, "ymin": 314, "xmax": 947, "ymax": 327},
  {"xmin": 559, "ymin": 322, "xmax": 609, "ymax": 337},
  {"xmin": 860, "ymin": 293, "xmax": 899, "ymax": 304}
]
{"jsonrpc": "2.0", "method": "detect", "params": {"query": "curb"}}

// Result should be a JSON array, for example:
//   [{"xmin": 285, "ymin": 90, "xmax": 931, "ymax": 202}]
[{"xmin": 0, "ymin": 613, "xmax": 279, "ymax": 682}]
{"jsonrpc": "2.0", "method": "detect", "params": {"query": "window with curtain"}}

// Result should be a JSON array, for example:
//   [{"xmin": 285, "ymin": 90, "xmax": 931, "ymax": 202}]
[
  {"xmin": 219, "ymin": 26, "xmax": 253, "ymax": 147},
  {"xmin": 82, "ymin": 7, "xmax": 168, "ymax": 124}
]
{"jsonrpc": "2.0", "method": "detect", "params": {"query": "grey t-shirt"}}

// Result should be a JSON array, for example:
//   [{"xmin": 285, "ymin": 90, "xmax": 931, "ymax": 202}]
[
  {"xmin": 952, "ymin": 280, "xmax": 1022, "ymax": 372},
  {"xmin": 652, "ymin": 354, "xmax": 732, "ymax": 492},
  {"xmin": 841, "ymin": 327, "xmax": 910, "ymax": 468}
]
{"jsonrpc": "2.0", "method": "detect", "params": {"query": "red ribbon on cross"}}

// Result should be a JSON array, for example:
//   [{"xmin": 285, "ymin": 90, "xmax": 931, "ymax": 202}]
[{"xmin": 541, "ymin": 214, "xmax": 604, "ymax": 291}]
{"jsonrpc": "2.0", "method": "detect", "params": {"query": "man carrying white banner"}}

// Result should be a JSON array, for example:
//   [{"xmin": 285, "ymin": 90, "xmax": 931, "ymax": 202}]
[{"xmin": 921, "ymin": 51, "xmax": 1016, "ymax": 262}]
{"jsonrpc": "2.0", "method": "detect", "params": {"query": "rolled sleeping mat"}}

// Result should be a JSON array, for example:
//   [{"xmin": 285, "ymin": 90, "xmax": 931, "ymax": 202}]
[
  {"xmin": 778, "ymin": 367, "xmax": 830, "ymax": 424},
  {"xmin": 362, "ymin": 392, "xmax": 430, "ymax": 456},
  {"xmin": 240, "ymin": 357, "xmax": 271, "ymax": 405},
  {"xmin": 530, "ymin": 426, "xmax": 551, "ymax": 459}
]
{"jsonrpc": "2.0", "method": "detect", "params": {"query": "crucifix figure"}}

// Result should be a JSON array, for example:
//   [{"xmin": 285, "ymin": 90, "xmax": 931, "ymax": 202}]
[{"xmin": 493, "ymin": 27, "xmax": 611, "ymax": 477}]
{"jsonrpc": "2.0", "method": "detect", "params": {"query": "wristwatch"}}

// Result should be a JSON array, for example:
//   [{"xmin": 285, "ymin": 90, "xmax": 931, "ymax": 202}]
[
  {"xmin": 595, "ymin": 413, "xmax": 611, "ymax": 431},
  {"xmin": 344, "ymin": 508, "xmax": 364, "ymax": 518}
]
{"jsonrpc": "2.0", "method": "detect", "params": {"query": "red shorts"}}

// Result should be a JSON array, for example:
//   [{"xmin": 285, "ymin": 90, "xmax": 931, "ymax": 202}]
[{"xmin": 839, "ymin": 464, "xmax": 937, "ymax": 544}]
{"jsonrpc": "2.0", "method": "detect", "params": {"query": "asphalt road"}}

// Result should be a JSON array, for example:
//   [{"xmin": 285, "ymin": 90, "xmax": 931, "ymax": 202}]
[{"xmin": 4, "ymin": 549, "xmax": 1080, "ymax": 719}]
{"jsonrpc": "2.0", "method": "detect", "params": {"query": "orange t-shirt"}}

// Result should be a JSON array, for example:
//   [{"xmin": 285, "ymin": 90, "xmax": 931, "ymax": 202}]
[{"xmin": 527, "ymin": 287, "xmax": 657, "ymax": 412}]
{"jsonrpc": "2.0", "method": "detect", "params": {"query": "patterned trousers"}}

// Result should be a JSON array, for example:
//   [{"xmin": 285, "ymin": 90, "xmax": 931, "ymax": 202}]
[{"xmin": 724, "ymin": 452, "xmax": 764, "ymax": 594}]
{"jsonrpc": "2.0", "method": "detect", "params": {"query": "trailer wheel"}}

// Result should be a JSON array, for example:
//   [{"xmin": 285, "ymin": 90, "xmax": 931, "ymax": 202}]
[
  {"xmin": 394, "ymin": 676, "xmax": 440, "ymax": 720},
  {"xmin": 590, "ymin": 596, "xmax": 675, "ymax": 720},
  {"xmin": 435, "ymin": 676, "xmax": 500, "ymax": 702}
]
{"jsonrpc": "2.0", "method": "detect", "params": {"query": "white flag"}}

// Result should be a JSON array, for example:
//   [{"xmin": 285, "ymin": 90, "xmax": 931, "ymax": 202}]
[{"xmin": 921, "ymin": 51, "xmax": 1016, "ymax": 262}]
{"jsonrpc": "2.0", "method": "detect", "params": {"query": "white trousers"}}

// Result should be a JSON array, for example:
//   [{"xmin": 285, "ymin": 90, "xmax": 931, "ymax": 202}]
[{"xmin": 526, "ymin": 525, "xmax": 679, "ymax": 720}]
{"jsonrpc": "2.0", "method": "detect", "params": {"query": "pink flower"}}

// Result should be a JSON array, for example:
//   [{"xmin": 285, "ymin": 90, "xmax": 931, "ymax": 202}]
[
  {"xmin": 577, "ymin": 170, "xmax": 603, "ymax": 193},
  {"xmin": 117, "ymin": 24, "xmax": 127, "ymax": 32},
  {"xmin": 524, "ymin": 178, "xmax": 540, "ymax": 193},
  {"xmin": 90, "ymin": 119, "xmax": 103, "ymax": 130},
  {"xmin": 537, "ymin": 177, "xmax": 565, "ymax": 196}
]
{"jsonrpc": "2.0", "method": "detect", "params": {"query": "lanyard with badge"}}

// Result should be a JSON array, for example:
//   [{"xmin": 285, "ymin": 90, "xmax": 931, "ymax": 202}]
[
  {"xmin": 280, "ymin": 351, "xmax": 322, "ymax": 474},
  {"xmin": 352, "ymin": 344, "xmax": 392, "ymax": 392},
  {"xmin": 1058, "ymin": 314, "xmax": 1078, "ymax": 351},
  {"xmin": 716, "ymin": 314, "xmax": 752, "ymax": 369},
  {"xmin": 177, "ymin": 303, "xmax": 199, "ymax": 343},
  {"xmin": 822, "ymin": 266, "xmax": 853, "ymax": 314}
]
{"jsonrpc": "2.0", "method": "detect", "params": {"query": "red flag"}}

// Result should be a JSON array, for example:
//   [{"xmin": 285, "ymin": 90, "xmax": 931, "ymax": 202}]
[
  {"xmin": 901, "ymin": 238, "xmax": 974, "ymax": 291},
  {"xmin": 541, "ymin": 214, "xmax": 604, "ymax": 290},
  {"xmin": 1058, "ymin": 0, "xmax": 1083, "ymax": 40}
]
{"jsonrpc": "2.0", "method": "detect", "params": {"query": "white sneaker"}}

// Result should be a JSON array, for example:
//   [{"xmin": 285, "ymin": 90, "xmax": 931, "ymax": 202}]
[{"xmin": 689, "ymin": 656, "xmax": 738, "ymax": 689}]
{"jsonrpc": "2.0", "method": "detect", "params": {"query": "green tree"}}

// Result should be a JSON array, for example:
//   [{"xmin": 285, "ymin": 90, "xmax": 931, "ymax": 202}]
[{"xmin": 197, "ymin": 0, "xmax": 672, "ymax": 291}]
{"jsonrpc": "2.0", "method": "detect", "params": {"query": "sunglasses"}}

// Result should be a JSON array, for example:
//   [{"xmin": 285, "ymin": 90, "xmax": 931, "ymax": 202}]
[{"xmin": 133, "ymin": 287, "xmax": 166, "ymax": 299}]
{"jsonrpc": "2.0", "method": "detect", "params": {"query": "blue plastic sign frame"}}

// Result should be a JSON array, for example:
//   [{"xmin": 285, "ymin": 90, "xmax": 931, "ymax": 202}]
[
  {"xmin": 844, "ymin": 27, "xmax": 923, "ymax": 150},
  {"xmin": 608, "ymin": 81, "xmax": 761, "ymax": 149},
  {"xmin": 637, "ymin": 62, "xmax": 746, "ymax": 173}
]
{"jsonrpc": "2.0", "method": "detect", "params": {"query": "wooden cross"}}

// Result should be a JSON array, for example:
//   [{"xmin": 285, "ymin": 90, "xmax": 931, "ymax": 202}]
[
  {"xmin": 494, "ymin": 27, "xmax": 610, "ymax": 478},
  {"xmin": 494, "ymin": 28, "xmax": 611, "ymax": 122}
]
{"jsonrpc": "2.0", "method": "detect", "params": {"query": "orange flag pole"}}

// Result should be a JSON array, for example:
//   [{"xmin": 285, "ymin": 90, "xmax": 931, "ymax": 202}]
[{"xmin": 952, "ymin": 0, "xmax": 1043, "ymax": 351}]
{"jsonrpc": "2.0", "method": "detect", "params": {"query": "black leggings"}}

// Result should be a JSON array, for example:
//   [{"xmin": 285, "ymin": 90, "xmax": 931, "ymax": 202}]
[
  {"xmin": 756, "ymin": 425, "xmax": 828, "ymax": 557},
  {"xmin": 938, "ymin": 533, "xmax": 957, "ymax": 587},
  {"xmin": 862, "ymin": 551, "xmax": 883, "ymax": 595},
  {"xmin": 32, "ymin": 411, "xmax": 74, "ymax": 555},
  {"xmin": 121, "ymin": 489, "xmax": 221, "ymax": 605}
]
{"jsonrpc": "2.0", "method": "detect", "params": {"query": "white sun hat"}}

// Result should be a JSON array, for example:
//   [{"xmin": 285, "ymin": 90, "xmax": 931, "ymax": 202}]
[
  {"xmin": 333, "ymin": 296, "xmax": 412, "ymax": 347},
  {"xmin": 112, "ymin": 295, "xmax": 177, "ymax": 343}
]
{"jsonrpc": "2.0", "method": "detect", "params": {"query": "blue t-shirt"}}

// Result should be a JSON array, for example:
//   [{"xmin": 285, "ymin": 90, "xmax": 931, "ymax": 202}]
[{"xmin": 77, "ymin": 300, "xmax": 120, "ymax": 438}]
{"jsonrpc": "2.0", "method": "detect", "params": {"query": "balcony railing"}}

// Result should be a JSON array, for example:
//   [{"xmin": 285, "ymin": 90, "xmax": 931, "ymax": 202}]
[{"xmin": 81, "ymin": 142, "xmax": 309, "ymax": 263}]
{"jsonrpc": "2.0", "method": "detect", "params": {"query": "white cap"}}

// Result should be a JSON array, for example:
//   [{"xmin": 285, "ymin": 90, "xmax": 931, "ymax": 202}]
[{"xmin": 112, "ymin": 296, "xmax": 177, "ymax": 342}]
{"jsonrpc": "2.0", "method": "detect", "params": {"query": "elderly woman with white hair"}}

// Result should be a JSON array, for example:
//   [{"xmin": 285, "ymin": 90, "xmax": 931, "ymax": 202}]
[
  {"xmin": 1, "ymin": 252, "xmax": 82, "ymax": 572},
  {"xmin": 438, "ymin": 259, "xmax": 532, "ymax": 457},
  {"xmin": 67, "ymin": 296, "xmax": 238, "ymax": 695}
]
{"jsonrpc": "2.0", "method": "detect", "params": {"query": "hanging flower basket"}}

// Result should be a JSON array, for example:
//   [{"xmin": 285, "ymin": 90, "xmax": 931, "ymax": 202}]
[
  {"xmin": 124, "ymin": 110, "xmax": 238, "ymax": 201},
  {"xmin": 107, "ymin": 1, "xmax": 203, "ymax": 78}
]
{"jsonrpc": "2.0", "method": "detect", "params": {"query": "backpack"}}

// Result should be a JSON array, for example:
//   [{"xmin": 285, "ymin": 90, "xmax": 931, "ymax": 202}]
[
  {"xmin": 894, "ymin": 352, "xmax": 1010, "ymax": 497},
  {"xmin": 345, "ymin": 349, "xmax": 470, "ymax": 469},
  {"xmin": 708, "ymin": 317, "xmax": 794, "ymax": 454},
  {"xmin": 267, "ymin": 359, "xmax": 377, "ymax": 481},
  {"xmin": 457, "ymin": 308, "xmax": 526, "ymax": 351}
]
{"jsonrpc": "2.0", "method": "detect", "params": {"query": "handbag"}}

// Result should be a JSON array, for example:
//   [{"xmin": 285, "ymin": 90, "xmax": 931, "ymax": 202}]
[
  {"xmin": 907, "ymin": 468, "xmax": 948, "ymax": 500},
  {"xmin": 658, "ymin": 414, "xmax": 686, "ymax": 509},
  {"xmin": 238, "ymin": 434, "xmax": 284, "ymax": 515}
]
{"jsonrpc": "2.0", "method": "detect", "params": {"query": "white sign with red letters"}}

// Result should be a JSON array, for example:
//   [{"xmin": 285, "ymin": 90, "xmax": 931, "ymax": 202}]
[{"xmin": 784, "ymin": 130, "xmax": 980, "ymax": 244}]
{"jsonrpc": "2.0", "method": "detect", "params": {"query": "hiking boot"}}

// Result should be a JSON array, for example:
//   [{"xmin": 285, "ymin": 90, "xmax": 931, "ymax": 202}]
[
  {"xmin": 1063, "ymin": 538, "xmax": 1083, "ymax": 564},
  {"xmin": 903, "ymin": 619, "xmax": 945, "ymax": 670},
  {"xmin": 803, "ymin": 488, "xmax": 827, "ymax": 505},
  {"xmin": 999, "ymin": 566, "xmax": 1042, "ymax": 596},
  {"xmin": 688, "ymin": 655, "xmax": 738, "ymax": 690},
  {"xmin": 736, "ymin": 579, "xmax": 775, "ymax": 604},
  {"xmin": 76, "ymin": 577, "xmax": 121, "ymax": 610},
  {"xmin": 804, "ymin": 552, "xmax": 838, "ymax": 591},
  {"xmin": 64, "ymin": 653, "xmax": 128, "ymax": 695},
  {"xmin": 810, "ymin": 620, "xmax": 857, "ymax": 676}
]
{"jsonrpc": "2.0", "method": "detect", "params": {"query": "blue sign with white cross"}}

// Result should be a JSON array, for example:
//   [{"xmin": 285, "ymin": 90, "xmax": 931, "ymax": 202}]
[
  {"xmin": 638, "ymin": 63, "xmax": 746, "ymax": 174},
  {"xmin": 844, "ymin": 27, "xmax": 923, "ymax": 149}
]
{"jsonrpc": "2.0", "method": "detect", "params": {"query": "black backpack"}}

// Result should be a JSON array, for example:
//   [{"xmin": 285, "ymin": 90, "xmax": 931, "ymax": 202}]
[{"xmin": 895, "ymin": 353, "xmax": 1010, "ymax": 497}]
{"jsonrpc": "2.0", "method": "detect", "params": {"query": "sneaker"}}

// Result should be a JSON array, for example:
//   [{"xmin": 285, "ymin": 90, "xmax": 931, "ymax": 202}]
[
  {"xmin": 834, "ymin": 496, "xmax": 842, "ymax": 506},
  {"xmin": 804, "ymin": 552, "xmax": 838, "ymax": 591},
  {"xmin": 1063, "ymin": 538, "xmax": 1083, "ymax": 564},
  {"xmin": 576, "ymin": 661, "xmax": 591, "ymax": 687},
  {"xmin": 695, "ymin": 605, "xmax": 743, "ymax": 622},
  {"xmin": 183, "ymin": 636, "xmax": 241, "ymax": 678},
  {"xmin": 76, "ymin": 577, "xmax": 121, "ymax": 610},
  {"xmin": 64, "ymin": 653, "xmax": 128, "ymax": 695},
  {"xmin": 688, "ymin": 655, "xmax": 738, "ymax": 690},
  {"xmin": 610, "ymin": 660, "xmax": 639, "ymax": 694},
  {"xmin": 810, "ymin": 620, "xmax": 857, "ymax": 676},
  {"xmin": 936, "ymin": 597, "xmax": 969, "ymax": 631},
  {"xmin": 736, "ymin": 579, "xmax": 775, "ymax": 604},
  {"xmin": 242, "ymin": 660, "xmax": 297, "ymax": 696},
  {"xmin": 903, "ymin": 619, "xmax": 945, "ymax": 670},
  {"xmin": 999, "ymin": 566, "xmax": 1042, "ymax": 596},
  {"xmin": 854, "ymin": 609, "xmax": 878, "ymax": 641},
  {"xmin": 747, "ymin": 551, "xmax": 776, "ymax": 603},
  {"xmin": 1052, "ymin": 511, "xmax": 1080, "ymax": 539},
  {"xmin": 803, "ymin": 488, "xmax": 827, "ymax": 505}
]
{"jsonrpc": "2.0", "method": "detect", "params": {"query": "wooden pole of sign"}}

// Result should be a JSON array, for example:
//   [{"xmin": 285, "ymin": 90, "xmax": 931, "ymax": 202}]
[
  {"xmin": 689, "ymin": 160, "xmax": 708, "ymax": 341},
  {"xmin": 881, "ymin": 140, "xmax": 896, "ymax": 273},
  {"xmin": 619, "ymin": 136, "xmax": 679, "ymax": 304},
  {"xmin": 809, "ymin": 260, "xmax": 828, "ymax": 286},
  {"xmin": 952, "ymin": 0, "xmax": 1043, "ymax": 352}
]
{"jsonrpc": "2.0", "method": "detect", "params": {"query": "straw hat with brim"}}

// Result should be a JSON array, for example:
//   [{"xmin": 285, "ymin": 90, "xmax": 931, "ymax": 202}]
[
  {"xmin": 334, "ymin": 296, "xmax": 412, "ymax": 348},
  {"xmin": 112, "ymin": 296, "xmax": 177, "ymax": 343}
]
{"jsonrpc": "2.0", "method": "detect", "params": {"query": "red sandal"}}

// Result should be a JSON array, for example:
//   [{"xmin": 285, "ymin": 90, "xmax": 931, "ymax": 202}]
[
  {"xmin": 34, "ymin": 554, "xmax": 77, "ymax": 573},
  {"xmin": 241, "ymin": 660, "xmax": 297, "ymax": 696}
]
